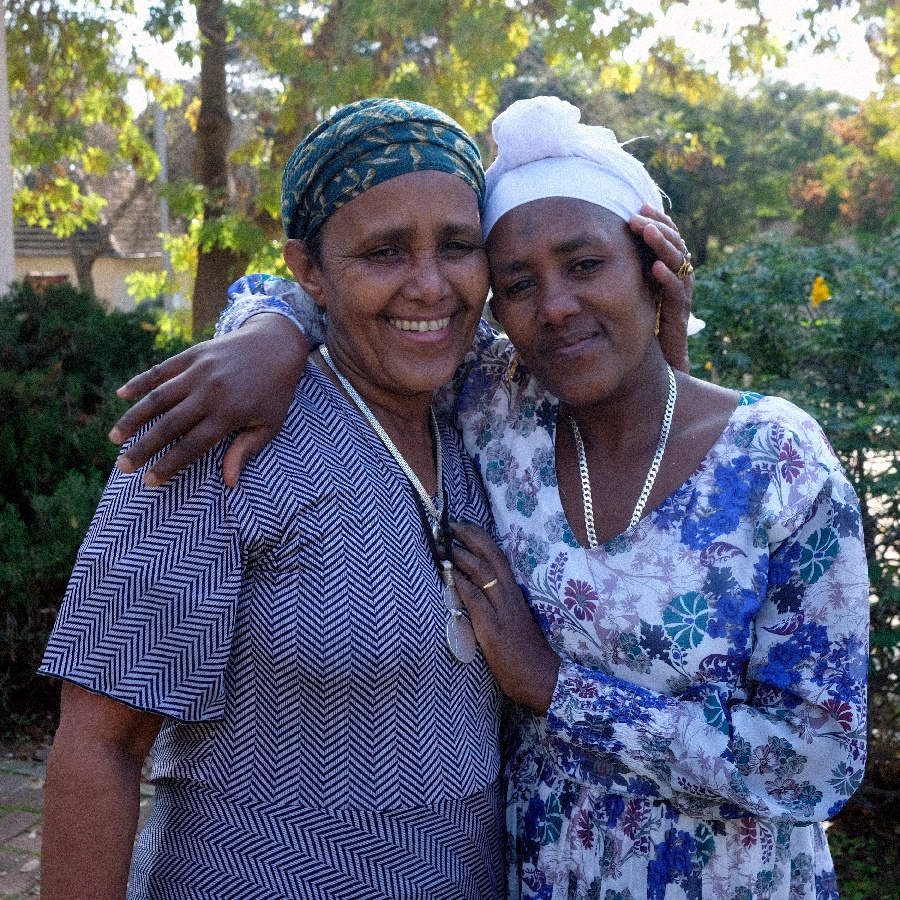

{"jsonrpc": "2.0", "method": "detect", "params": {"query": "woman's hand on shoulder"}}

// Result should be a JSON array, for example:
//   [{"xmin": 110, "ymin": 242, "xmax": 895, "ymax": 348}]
[
  {"xmin": 450, "ymin": 521, "xmax": 561, "ymax": 714},
  {"xmin": 629, "ymin": 204, "xmax": 694, "ymax": 373},
  {"xmin": 110, "ymin": 314, "xmax": 309, "ymax": 487}
]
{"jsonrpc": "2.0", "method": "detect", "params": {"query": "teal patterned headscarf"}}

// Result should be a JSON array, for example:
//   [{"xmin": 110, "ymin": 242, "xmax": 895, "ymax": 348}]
[{"xmin": 281, "ymin": 98, "xmax": 485, "ymax": 241}]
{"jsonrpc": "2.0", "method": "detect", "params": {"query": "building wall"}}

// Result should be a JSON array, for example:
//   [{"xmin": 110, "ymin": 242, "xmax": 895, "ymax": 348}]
[{"xmin": 14, "ymin": 254, "xmax": 164, "ymax": 312}]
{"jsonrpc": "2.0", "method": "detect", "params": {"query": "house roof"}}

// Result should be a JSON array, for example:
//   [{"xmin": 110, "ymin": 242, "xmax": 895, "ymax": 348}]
[
  {"xmin": 13, "ymin": 224, "xmax": 114, "ymax": 258},
  {"xmin": 14, "ymin": 175, "xmax": 168, "ymax": 260}
]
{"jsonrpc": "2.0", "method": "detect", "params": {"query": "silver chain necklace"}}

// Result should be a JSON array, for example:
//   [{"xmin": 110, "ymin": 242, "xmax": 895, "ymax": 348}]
[
  {"xmin": 320, "ymin": 346, "xmax": 444, "ymax": 527},
  {"xmin": 568, "ymin": 365, "xmax": 677, "ymax": 547}
]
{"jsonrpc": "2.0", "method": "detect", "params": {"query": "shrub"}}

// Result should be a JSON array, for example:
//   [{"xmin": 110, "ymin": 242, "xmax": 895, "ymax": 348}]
[{"xmin": 0, "ymin": 282, "xmax": 189, "ymax": 724}]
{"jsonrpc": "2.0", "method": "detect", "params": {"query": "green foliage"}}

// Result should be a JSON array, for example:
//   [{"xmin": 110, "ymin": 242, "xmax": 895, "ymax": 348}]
[
  {"xmin": 690, "ymin": 232, "xmax": 900, "ymax": 779},
  {"xmin": 6, "ymin": 0, "xmax": 160, "ymax": 237},
  {"xmin": 791, "ymin": 88, "xmax": 900, "ymax": 240},
  {"xmin": 0, "ymin": 282, "xmax": 190, "ymax": 720},
  {"xmin": 828, "ymin": 819, "xmax": 900, "ymax": 900}
]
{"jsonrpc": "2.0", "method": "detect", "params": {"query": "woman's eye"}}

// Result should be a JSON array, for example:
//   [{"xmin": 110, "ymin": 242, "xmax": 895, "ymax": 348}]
[
  {"xmin": 442, "ymin": 240, "xmax": 482, "ymax": 257},
  {"xmin": 501, "ymin": 278, "xmax": 535, "ymax": 299},
  {"xmin": 365, "ymin": 246, "xmax": 400, "ymax": 261},
  {"xmin": 572, "ymin": 258, "xmax": 602, "ymax": 275}
]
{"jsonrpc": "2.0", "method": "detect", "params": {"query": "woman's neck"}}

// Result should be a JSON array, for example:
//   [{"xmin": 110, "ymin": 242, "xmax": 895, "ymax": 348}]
[
  {"xmin": 563, "ymin": 357, "xmax": 673, "ymax": 455},
  {"xmin": 313, "ymin": 349, "xmax": 437, "ymax": 492}
]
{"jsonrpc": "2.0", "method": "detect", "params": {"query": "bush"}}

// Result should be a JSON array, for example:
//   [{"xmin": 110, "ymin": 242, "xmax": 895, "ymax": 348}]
[
  {"xmin": 0, "ymin": 282, "xmax": 190, "ymax": 725},
  {"xmin": 691, "ymin": 232, "xmax": 900, "ymax": 793}
]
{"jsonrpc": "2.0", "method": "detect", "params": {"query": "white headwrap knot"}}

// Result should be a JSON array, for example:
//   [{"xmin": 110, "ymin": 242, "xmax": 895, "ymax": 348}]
[{"xmin": 482, "ymin": 95, "xmax": 665, "ymax": 239}]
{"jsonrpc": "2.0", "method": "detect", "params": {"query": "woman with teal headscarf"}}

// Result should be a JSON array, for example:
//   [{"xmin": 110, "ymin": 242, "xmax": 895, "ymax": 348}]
[{"xmin": 40, "ymin": 98, "xmax": 508, "ymax": 900}]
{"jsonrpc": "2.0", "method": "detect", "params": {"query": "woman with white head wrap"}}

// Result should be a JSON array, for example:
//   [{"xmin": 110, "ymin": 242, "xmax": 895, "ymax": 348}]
[
  {"xmin": 108, "ymin": 96, "xmax": 867, "ymax": 900},
  {"xmin": 447, "ymin": 96, "xmax": 867, "ymax": 900},
  {"xmin": 481, "ymin": 95, "xmax": 703, "ymax": 333}
]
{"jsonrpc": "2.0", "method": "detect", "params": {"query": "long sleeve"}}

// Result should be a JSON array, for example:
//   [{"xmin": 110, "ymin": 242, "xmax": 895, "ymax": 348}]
[
  {"xmin": 542, "ymin": 405, "xmax": 869, "ymax": 824},
  {"xmin": 217, "ymin": 274, "xmax": 327, "ymax": 345}
]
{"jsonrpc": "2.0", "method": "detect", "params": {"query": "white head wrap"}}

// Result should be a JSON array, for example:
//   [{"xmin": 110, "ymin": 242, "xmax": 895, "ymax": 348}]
[
  {"xmin": 482, "ymin": 96, "xmax": 665, "ymax": 237},
  {"xmin": 483, "ymin": 96, "xmax": 704, "ymax": 335}
]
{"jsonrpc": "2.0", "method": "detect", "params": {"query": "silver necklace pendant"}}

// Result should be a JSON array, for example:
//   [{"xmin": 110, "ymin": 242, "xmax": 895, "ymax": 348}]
[
  {"xmin": 321, "ymin": 346, "xmax": 475, "ymax": 664},
  {"xmin": 440, "ymin": 561, "xmax": 478, "ymax": 664}
]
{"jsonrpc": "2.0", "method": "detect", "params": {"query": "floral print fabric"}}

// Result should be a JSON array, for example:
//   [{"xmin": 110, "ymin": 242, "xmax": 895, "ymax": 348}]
[
  {"xmin": 218, "ymin": 281, "xmax": 870, "ymax": 900},
  {"xmin": 455, "ymin": 327, "xmax": 869, "ymax": 900}
]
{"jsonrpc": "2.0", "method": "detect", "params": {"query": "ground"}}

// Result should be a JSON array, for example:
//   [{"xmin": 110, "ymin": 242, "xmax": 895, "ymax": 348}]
[{"xmin": 0, "ymin": 726, "xmax": 154, "ymax": 900}]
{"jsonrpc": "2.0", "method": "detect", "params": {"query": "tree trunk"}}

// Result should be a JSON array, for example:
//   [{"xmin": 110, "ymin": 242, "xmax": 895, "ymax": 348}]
[
  {"xmin": 192, "ymin": 0, "xmax": 245, "ymax": 337},
  {"xmin": 0, "ymin": 15, "xmax": 15, "ymax": 293},
  {"xmin": 67, "ymin": 236, "xmax": 98, "ymax": 296},
  {"xmin": 66, "ymin": 181, "xmax": 147, "ymax": 300}
]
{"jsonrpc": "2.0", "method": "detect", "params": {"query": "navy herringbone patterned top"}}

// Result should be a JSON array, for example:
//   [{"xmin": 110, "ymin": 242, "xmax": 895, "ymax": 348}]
[{"xmin": 41, "ymin": 363, "xmax": 504, "ymax": 899}]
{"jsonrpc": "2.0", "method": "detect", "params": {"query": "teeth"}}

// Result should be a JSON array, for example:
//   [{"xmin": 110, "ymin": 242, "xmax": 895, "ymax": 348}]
[{"xmin": 390, "ymin": 317, "xmax": 450, "ymax": 332}]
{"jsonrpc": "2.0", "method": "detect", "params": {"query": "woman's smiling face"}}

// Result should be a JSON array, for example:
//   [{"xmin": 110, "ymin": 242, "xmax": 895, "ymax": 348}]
[
  {"xmin": 486, "ymin": 196, "xmax": 661, "ymax": 408},
  {"xmin": 290, "ymin": 169, "xmax": 489, "ymax": 405}
]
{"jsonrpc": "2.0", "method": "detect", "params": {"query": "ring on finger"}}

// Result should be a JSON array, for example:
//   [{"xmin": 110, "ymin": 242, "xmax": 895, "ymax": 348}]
[{"xmin": 481, "ymin": 578, "xmax": 499, "ymax": 591}]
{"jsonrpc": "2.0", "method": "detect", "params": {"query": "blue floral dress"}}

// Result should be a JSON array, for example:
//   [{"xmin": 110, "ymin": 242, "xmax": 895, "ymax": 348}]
[
  {"xmin": 452, "ymin": 328, "xmax": 869, "ymax": 900},
  {"xmin": 220, "ymin": 278, "xmax": 870, "ymax": 900}
]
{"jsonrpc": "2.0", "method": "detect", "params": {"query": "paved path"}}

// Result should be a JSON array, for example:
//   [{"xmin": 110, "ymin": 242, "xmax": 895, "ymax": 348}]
[{"xmin": 0, "ymin": 754, "xmax": 155, "ymax": 899}]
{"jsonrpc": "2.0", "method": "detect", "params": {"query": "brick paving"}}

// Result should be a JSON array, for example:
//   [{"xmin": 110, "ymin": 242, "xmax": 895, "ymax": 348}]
[{"xmin": 0, "ymin": 754, "xmax": 155, "ymax": 899}]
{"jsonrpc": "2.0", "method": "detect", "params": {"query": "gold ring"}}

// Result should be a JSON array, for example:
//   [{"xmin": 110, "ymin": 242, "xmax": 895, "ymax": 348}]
[
  {"xmin": 481, "ymin": 578, "xmax": 498, "ymax": 591},
  {"xmin": 677, "ymin": 252, "xmax": 694, "ymax": 279}
]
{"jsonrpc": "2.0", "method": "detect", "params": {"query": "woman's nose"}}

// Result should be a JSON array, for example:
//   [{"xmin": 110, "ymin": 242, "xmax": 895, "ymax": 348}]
[
  {"xmin": 536, "ymin": 278, "xmax": 580, "ymax": 325},
  {"xmin": 404, "ymin": 254, "xmax": 448, "ymax": 302}
]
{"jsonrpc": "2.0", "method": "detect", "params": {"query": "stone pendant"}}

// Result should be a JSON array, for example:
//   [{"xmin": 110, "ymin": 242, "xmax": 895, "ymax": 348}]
[{"xmin": 440, "ymin": 561, "xmax": 478, "ymax": 664}]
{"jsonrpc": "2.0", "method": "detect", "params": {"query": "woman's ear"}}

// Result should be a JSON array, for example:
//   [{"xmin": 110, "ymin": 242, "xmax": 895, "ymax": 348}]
[{"xmin": 284, "ymin": 239, "xmax": 326, "ymax": 308}]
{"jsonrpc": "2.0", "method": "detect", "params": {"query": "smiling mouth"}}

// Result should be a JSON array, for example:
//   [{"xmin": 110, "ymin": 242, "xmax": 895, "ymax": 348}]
[{"xmin": 389, "ymin": 316, "xmax": 451, "ymax": 333}]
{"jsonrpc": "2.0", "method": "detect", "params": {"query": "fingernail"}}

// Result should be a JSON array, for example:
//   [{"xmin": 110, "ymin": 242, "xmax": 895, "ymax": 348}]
[
  {"xmin": 116, "ymin": 456, "xmax": 135, "ymax": 474},
  {"xmin": 109, "ymin": 427, "xmax": 123, "ymax": 443},
  {"xmin": 143, "ymin": 471, "xmax": 161, "ymax": 488}
]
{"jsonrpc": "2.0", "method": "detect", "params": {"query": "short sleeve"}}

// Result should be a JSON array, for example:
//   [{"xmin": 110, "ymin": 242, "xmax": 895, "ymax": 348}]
[{"xmin": 39, "ymin": 444, "xmax": 243, "ymax": 722}]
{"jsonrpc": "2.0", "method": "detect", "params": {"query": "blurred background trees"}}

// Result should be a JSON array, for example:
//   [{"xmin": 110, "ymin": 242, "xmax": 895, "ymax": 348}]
[{"xmin": 5, "ymin": 0, "xmax": 897, "ymax": 332}]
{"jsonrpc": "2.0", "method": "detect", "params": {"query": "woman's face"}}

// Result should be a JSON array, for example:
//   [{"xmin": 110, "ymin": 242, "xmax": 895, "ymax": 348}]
[
  {"xmin": 486, "ymin": 196, "xmax": 660, "ymax": 408},
  {"xmin": 289, "ymin": 170, "xmax": 488, "ymax": 405}
]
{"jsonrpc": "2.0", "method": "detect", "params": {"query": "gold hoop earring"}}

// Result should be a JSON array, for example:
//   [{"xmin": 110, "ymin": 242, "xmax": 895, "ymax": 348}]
[{"xmin": 505, "ymin": 351, "xmax": 520, "ymax": 384}]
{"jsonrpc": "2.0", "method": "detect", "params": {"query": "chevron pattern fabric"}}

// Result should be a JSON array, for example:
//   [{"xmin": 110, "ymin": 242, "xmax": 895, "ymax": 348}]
[
  {"xmin": 41, "ymin": 364, "xmax": 504, "ymax": 897},
  {"xmin": 130, "ymin": 779, "xmax": 503, "ymax": 899}
]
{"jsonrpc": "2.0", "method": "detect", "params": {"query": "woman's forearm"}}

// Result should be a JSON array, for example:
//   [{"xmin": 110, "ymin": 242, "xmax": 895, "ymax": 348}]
[{"xmin": 42, "ymin": 732, "xmax": 145, "ymax": 900}]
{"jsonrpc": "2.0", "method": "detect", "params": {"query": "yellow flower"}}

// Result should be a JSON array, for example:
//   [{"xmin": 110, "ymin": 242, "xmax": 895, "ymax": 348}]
[
  {"xmin": 704, "ymin": 360, "xmax": 713, "ymax": 371},
  {"xmin": 810, "ymin": 276, "xmax": 831, "ymax": 308}
]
